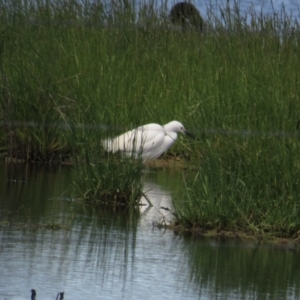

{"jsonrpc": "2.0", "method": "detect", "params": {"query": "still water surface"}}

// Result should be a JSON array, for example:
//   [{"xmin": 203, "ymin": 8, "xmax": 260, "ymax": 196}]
[
  {"xmin": 194, "ymin": 0, "xmax": 300, "ymax": 17},
  {"xmin": 0, "ymin": 164, "xmax": 300, "ymax": 300}
]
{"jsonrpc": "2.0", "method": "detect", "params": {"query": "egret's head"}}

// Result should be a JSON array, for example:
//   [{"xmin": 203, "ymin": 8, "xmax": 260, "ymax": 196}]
[{"xmin": 164, "ymin": 121, "xmax": 195, "ymax": 138}]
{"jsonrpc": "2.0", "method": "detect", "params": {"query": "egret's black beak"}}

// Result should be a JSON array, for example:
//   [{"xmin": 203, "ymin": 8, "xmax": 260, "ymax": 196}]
[{"xmin": 184, "ymin": 129, "xmax": 195, "ymax": 139}]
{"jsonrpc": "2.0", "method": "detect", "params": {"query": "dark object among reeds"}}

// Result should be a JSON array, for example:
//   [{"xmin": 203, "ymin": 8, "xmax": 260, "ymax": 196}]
[
  {"xmin": 56, "ymin": 292, "xmax": 64, "ymax": 300},
  {"xmin": 170, "ymin": 2, "xmax": 203, "ymax": 31},
  {"xmin": 31, "ymin": 290, "xmax": 36, "ymax": 300}
]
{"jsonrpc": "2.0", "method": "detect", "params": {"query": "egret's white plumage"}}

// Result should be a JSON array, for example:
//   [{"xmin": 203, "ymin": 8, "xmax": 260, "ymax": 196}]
[{"xmin": 102, "ymin": 121, "xmax": 193, "ymax": 161}]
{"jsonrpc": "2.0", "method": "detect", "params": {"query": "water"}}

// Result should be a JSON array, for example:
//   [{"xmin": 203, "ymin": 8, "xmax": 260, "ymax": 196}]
[
  {"xmin": 193, "ymin": 0, "xmax": 300, "ymax": 18},
  {"xmin": 2, "ymin": 0, "xmax": 300, "ymax": 298},
  {"xmin": 0, "ymin": 164, "xmax": 300, "ymax": 300}
]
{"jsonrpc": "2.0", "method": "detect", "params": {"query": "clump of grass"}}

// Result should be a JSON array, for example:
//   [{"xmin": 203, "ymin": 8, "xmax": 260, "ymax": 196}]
[
  {"xmin": 0, "ymin": 32, "xmax": 76, "ymax": 163},
  {"xmin": 71, "ymin": 131, "xmax": 145, "ymax": 206},
  {"xmin": 71, "ymin": 158, "xmax": 145, "ymax": 206},
  {"xmin": 173, "ymin": 133, "xmax": 300, "ymax": 238},
  {"xmin": 168, "ymin": 2, "xmax": 300, "ymax": 238}
]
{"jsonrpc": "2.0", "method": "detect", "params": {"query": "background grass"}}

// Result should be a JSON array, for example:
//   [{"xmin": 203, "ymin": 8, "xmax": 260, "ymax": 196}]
[{"xmin": 1, "ymin": 0, "xmax": 300, "ymax": 231}]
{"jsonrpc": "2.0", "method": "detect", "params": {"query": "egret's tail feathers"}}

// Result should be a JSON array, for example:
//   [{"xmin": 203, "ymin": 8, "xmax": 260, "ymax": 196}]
[
  {"xmin": 102, "ymin": 135, "xmax": 145, "ymax": 159},
  {"xmin": 102, "ymin": 138, "xmax": 114, "ymax": 152},
  {"xmin": 102, "ymin": 137, "xmax": 133, "ymax": 154}
]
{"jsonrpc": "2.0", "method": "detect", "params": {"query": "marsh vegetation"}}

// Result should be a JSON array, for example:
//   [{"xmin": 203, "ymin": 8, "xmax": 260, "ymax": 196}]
[{"xmin": 1, "ymin": 0, "xmax": 300, "ymax": 238}]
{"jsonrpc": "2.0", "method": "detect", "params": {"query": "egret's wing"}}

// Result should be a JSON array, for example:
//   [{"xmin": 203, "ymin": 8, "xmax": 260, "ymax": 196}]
[
  {"xmin": 126, "ymin": 124, "xmax": 165, "ymax": 158},
  {"xmin": 138, "ymin": 126, "xmax": 166, "ymax": 159},
  {"xmin": 148, "ymin": 132, "xmax": 178, "ymax": 159},
  {"xmin": 116, "ymin": 128, "xmax": 142, "ymax": 153},
  {"xmin": 102, "ymin": 124, "xmax": 164, "ymax": 159},
  {"xmin": 102, "ymin": 128, "xmax": 139, "ymax": 153}
]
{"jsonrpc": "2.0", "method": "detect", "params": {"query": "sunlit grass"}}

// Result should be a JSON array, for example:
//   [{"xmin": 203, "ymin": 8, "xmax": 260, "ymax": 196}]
[
  {"xmin": 173, "ymin": 134, "xmax": 300, "ymax": 237},
  {"xmin": 1, "ymin": 1, "xmax": 300, "ymax": 221},
  {"xmin": 71, "ymin": 139, "xmax": 145, "ymax": 206}
]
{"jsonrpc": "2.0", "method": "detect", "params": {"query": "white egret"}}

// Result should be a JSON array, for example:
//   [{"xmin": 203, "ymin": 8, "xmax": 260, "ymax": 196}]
[{"xmin": 102, "ymin": 120, "xmax": 194, "ymax": 161}]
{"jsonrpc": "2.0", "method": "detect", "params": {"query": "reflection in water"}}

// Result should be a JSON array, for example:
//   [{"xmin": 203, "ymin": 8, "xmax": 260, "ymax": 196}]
[
  {"xmin": 185, "ymin": 237, "xmax": 300, "ymax": 299},
  {"xmin": 0, "ymin": 165, "xmax": 300, "ymax": 299},
  {"xmin": 140, "ymin": 181, "xmax": 175, "ymax": 226}
]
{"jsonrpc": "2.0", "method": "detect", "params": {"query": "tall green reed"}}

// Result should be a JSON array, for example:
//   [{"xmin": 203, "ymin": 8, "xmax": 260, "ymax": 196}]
[
  {"xmin": 167, "ymin": 3, "xmax": 300, "ymax": 236},
  {"xmin": 174, "ymin": 133, "xmax": 300, "ymax": 236},
  {"xmin": 70, "ymin": 124, "xmax": 145, "ymax": 206},
  {"xmin": 1, "ymin": 0, "xmax": 300, "ymax": 216}
]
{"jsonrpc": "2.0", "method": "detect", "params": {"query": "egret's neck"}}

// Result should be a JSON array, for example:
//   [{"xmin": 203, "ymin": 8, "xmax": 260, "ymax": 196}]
[
  {"xmin": 166, "ymin": 131, "xmax": 178, "ymax": 141},
  {"xmin": 163, "ymin": 122, "xmax": 175, "ymax": 133}
]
